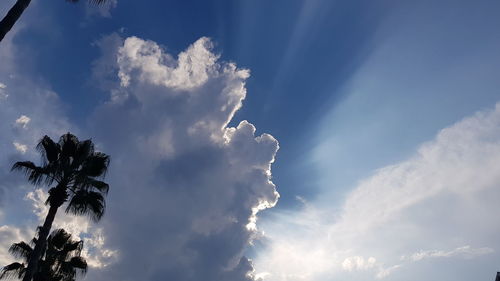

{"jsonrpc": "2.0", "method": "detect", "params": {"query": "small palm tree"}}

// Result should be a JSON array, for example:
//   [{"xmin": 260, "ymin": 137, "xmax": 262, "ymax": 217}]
[
  {"xmin": 0, "ymin": 228, "xmax": 88, "ymax": 281},
  {"xmin": 0, "ymin": 0, "xmax": 109, "ymax": 42},
  {"xmin": 12, "ymin": 133, "xmax": 110, "ymax": 281}
]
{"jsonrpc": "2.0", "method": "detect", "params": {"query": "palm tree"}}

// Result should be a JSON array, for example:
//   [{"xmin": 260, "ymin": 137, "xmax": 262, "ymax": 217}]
[
  {"xmin": 11, "ymin": 133, "xmax": 110, "ymax": 281},
  {"xmin": 0, "ymin": 228, "xmax": 88, "ymax": 281},
  {"xmin": 0, "ymin": 0, "xmax": 109, "ymax": 42}
]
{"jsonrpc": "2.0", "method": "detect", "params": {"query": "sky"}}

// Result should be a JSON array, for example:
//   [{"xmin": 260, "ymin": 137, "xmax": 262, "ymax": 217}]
[{"xmin": 0, "ymin": 0, "xmax": 500, "ymax": 280}]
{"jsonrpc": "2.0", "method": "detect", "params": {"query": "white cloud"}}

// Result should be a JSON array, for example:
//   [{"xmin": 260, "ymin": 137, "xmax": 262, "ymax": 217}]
[
  {"xmin": 15, "ymin": 115, "xmax": 31, "ymax": 128},
  {"xmin": 25, "ymin": 189, "xmax": 90, "ymax": 237},
  {"xmin": 342, "ymin": 256, "xmax": 377, "ymax": 271},
  {"xmin": 254, "ymin": 103, "xmax": 500, "ymax": 281},
  {"xmin": 0, "ymin": 83, "xmax": 7, "ymax": 100},
  {"xmin": 117, "ymin": 36, "xmax": 228, "ymax": 90},
  {"xmin": 335, "ymin": 103, "xmax": 500, "ymax": 234},
  {"xmin": 84, "ymin": 35, "xmax": 278, "ymax": 281},
  {"xmin": 12, "ymin": 142, "xmax": 28, "ymax": 154},
  {"xmin": 375, "ymin": 265, "xmax": 401, "ymax": 279},
  {"xmin": 0, "ymin": 225, "xmax": 32, "ymax": 267},
  {"xmin": 402, "ymin": 246, "xmax": 494, "ymax": 262},
  {"xmin": 82, "ymin": 229, "xmax": 118, "ymax": 268}
]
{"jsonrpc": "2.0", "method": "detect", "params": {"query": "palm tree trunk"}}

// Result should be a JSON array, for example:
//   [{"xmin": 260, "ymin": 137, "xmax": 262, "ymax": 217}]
[
  {"xmin": 0, "ymin": 0, "xmax": 32, "ymax": 42},
  {"xmin": 22, "ymin": 204, "xmax": 59, "ymax": 281}
]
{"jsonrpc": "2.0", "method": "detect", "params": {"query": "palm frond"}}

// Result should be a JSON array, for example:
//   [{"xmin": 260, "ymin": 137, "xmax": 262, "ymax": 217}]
[
  {"xmin": 11, "ymin": 161, "xmax": 54, "ymax": 186},
  {"xmin": 69, "ymin": 257, "xmax": 87, "ymax": 272},
  {"xmin": 0, "ymin": 262, "xmax": 25, "ymax": 280},
  {"xmin": 72, "ymin": 140, "xmax": 94, "ymax": 169},
  {"xmin": 89, "ymin": 0, "xmax": 109, "ymax": 5},
  {"xmin": 56, "ymin": 262, "xmax": 75, "ymax": 281},
  {"xmin": 53, "ymin": 257, "xmax": 87, "ymax": 281},
  {"xmin": 46, "ymin": 187, "xmax": 69, "ymax": 207},
  {"xmin": 4, "ymin": 228, "xmax": 87, "ymax": 281},
  {"xmin": 48, "ymin": 229, "xmax": 72, "ymax": 251},
  {"xmin": 66, "ymin": 0, "xmax": 108, "ymax": 4},
  {"xmin": 36, "ymin": 135, "xmax": 60, "ymax": 164},
  {"xmin": 66, "ymin": 190, "xmax": 105, "ymax": 222},
  {"xmin": 8, "ymin": 242, "xmax": 32, "ymax": 262},
  {"xmin": 74, "ymin": 177, "xmax": 109, "ymax": 194},
  {"xmin": 88, "ymin": 179, "xmax": 109, "ymax": 194},
  {"xmin": 59, "ymin": 133, "xmax": 79, "ymax": 160},
  {"xmin": 62, "ymin": 240, "xmax": 83, "ymax": 256},
  {"xmin": 80, "ymin": 153, "xmax": 110, "ymax": 178}
]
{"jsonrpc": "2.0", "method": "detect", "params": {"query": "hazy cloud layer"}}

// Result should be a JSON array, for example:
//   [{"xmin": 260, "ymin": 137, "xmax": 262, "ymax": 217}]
[{"xmin": 254, "ymin": 103, "xmax": 500, "ymax": 281}]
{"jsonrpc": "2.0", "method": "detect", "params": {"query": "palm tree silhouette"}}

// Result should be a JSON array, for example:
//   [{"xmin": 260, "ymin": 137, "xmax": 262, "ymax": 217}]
[
  {"xmin": 11, "ymin": 133, "xmax": 109, "ymax": 281},
  {"xmin": 0, "ymin": 228, "xmax": 88, "ymax": 281},
  {"xmin": 0, "ymin": 0, "xmax": 109, "ymax": 42}
]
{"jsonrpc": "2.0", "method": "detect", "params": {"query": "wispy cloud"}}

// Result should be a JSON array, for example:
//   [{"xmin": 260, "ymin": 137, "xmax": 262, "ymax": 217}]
[
  {"xmin": 84, "ymin": 0, "xmax": 118, "ymax": 19},
  {"xmin": 255, "ymin": 103, "xmax": 500, "ymax": 281},
  {"xmin": 402, "ymin": 246, "xmax": 494, "ymax": 262}
]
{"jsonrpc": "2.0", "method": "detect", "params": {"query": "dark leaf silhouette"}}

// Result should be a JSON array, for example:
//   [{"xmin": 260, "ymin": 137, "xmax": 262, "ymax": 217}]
[
  {"xmin": 66, "ymin": 190, "xmax": 105, "ymax": 222},
  {"xmin": 8, "ymin": 242, "xmax": 33, "ymax": 261},
  {"xmin": 0, "ymin": 263, "xmax": 25, "ymax": 280}
]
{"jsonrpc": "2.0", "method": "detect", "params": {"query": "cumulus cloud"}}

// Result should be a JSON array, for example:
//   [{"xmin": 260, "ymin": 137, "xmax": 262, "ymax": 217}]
[
  {"xmin": 91, "ymin": 32, "xmax": 125, "ymax": 92},
  {"xmin": 84, "ymin": 35, "xmax": 279, "ymax": 281},
  {"xmin": 342, "ymin": 256, "xmax": 377, "ymax": 271},
  {"xmin": 254, "ymin": 103, "xmax": 500, "ymax": 281},
  {"xmin": 12, "ymin": 142, "xmax": 28, "ymax": 154},
  {"xmin": 117, "ymin": 36, "xmax": 223, "ymax": 90},
  {"xmin": 14, "ymin": 115, "xmax": 31, "ymax": 128}
]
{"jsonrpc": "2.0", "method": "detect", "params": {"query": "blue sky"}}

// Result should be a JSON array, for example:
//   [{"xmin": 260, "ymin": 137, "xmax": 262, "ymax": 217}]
[{"xmin": 1, "ymin": 0, "xmax": 500, "ymax": 280}]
